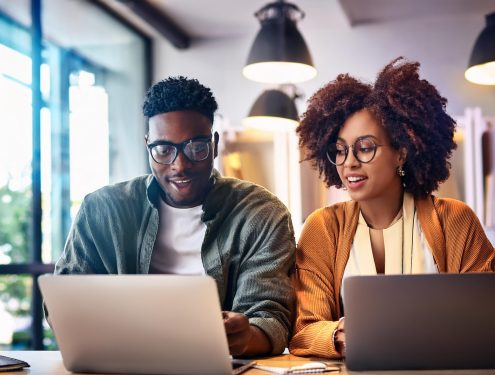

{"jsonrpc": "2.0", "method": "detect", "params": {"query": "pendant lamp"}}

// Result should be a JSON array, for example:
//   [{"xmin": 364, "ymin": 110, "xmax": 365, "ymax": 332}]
[
  {"xmin": 242, "ymin": 89, "xmax": 299, "ymax": 131},
  {"xmin": 465, "ymin": 12, "xmax": 495, "ymax": 85},
  {"xmin": 243, "ymin": 1, "xmax": 316, "ymax": 84}
]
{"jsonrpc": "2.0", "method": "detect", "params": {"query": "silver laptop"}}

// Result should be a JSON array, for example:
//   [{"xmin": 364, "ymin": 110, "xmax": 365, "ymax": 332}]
[
  {"xmin": 39, "ymin": 275, "xmax": 232, "ymax": 374},
  {"xmin": 343, "ymin": 273, "xmax": 495, "ymax": 371}
]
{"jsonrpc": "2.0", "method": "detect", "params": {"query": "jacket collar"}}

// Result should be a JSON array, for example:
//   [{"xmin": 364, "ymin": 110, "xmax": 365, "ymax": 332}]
[
  {"xmin": 145, "ymin": 174, "xmax": 161, "ymax": 209},
  {"xmin": 201, "ymin": 169, "xmax": 227, "ymax": 222}
]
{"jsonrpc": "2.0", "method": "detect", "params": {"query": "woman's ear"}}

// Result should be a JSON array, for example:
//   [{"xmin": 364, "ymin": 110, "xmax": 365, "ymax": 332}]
[{"xmin": 398, "ymin": 147, "xmax": 408, "ymax": 164}]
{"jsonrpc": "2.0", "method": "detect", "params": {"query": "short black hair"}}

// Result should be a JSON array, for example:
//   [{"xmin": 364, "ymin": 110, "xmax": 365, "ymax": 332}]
[
  {"xmin": 297, "ymin": 57, "xmax": 457, "ymax": 197},
  {"xmin": 142, "ymin": 76, "xmax": 218, "ymax": 124}
]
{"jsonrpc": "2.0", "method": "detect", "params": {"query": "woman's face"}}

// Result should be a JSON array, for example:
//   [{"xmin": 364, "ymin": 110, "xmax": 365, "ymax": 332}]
[{"xmin": 334, "ymin": 109, "xmax": 404, "ymax": 203}]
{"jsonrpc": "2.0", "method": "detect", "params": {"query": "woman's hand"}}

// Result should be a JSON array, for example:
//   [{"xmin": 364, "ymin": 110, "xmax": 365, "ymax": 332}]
[{"xmin": 334, "ymin": 318, "xmax": 346, "ymax": 357}]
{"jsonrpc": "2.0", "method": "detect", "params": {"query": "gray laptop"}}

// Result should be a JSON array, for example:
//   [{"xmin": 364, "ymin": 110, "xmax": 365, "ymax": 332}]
[
  {"xmin": 343, "ymin": 273, "xmax": 495, "ymax": 371},
  {"xmin": 39, "ymin": 274, "xmax": 232, "ymax": 374}
]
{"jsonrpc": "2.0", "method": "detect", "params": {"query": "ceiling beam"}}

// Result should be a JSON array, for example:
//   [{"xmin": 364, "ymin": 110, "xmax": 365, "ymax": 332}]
[{"xmin": 120, "ymin": 0, "xmax": 191, "ymax": 49}]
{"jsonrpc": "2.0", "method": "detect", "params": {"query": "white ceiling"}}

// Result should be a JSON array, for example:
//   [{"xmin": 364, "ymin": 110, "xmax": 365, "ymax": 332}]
[
  {"xmin": 101, "ymin": 0, "xmax": 495, "ymax": 42},
  {"xmin": 340, "ymin": 0, "xmax": 495, "ymax": 26},
  {"xmin": 1, "ymin": 0, "xmax": 494, "ymax": 47},
  {"xmin": 146, "ymin": 0, "xmax": 348, "ymax": 38},
  {"xmin": 99, "ymin": 0, "xmax": 347, "ymax": 41}
]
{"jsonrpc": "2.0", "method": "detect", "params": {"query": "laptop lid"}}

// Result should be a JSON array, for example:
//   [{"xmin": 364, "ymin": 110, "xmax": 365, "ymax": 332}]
[
  {"xmin": 39, "ymin": 274, "xmax": 232, "ymax": 375},
  {"xmin": 343, "ymin": 273, "xmax": 495, "ymax": 371}
]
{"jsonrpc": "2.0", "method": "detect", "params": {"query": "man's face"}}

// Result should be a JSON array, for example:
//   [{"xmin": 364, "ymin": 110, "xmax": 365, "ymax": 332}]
[{"xmin": 146, "ymin": 110, "xmax": 218, "ymax": 208}]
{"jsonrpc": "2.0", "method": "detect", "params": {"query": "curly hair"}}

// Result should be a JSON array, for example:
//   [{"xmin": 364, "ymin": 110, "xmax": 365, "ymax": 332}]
[
  {"xmin": 297, "ymin": 57, "xmax": 457, "ymax": 197},
  {"xmin": 142, "ymin": 76, "xmax": 218, "ymax": 124}
]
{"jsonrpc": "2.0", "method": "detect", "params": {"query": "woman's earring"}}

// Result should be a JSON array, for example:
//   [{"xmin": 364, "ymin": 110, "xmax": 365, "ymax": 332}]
[{"xmin": 397, "ymin": 165, "xmax": 405, "ymax": 177}]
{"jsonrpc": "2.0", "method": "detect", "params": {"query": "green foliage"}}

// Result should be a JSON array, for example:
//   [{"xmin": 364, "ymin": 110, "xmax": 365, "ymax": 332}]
[
  {"xmin": 0, "ymin": 183, "xmax": 31, "ymax": 317},
  {"xmin": 0, "ymin": 183, "xmax": 31, "ymax": 263}
]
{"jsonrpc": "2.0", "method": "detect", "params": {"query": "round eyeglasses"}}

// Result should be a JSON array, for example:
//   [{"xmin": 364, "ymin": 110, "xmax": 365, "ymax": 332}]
[
  {"xmin": 326, "ymin": 138, "xmax": 386, "ymax": 166},
  {"xmin": 147, "ymin": 137, "xmax": 212, "ymax": 165}
]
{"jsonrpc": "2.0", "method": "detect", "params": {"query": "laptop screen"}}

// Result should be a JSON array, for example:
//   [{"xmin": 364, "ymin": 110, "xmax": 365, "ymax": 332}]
[
  {"xmin": 343, "ymin": 273, "xmax": 495, "ymax": 371},
  {"xmin": 39, "ymin": 274, "xmax": 233, "ymax": 374}
]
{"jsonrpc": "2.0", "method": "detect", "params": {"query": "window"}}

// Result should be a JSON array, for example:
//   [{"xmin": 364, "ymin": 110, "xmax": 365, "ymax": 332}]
[{"xmin": 0, "ymin": 1, "xmax": 150, "ymax": 350}]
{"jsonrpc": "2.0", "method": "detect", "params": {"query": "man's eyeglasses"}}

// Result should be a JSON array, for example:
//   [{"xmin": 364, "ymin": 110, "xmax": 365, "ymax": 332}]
[
  {"xmin": 326, "ymin": 138, "xmax": 386, "ymax": 166},
  {"xmin": 147, "ymin": 136, "xmax": 212, "ymax": 165}
]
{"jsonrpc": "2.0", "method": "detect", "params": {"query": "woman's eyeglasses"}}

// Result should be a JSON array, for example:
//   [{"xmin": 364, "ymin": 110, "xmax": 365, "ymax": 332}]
[{"xmin": 326, "ymin": 138, "xmax": 386, "ymax": 166}]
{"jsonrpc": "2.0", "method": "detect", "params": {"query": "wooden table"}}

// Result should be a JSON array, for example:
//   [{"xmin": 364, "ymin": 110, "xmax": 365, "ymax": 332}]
[{"xmin": 2, "ymin": 351, "xmax": 495, "ymax": 374}]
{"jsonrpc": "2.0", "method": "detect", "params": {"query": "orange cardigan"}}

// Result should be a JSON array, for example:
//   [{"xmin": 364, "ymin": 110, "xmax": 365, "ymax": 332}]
[{"xmin": 289, "ymin": 196, "xmax": 495, "ymax": 358}]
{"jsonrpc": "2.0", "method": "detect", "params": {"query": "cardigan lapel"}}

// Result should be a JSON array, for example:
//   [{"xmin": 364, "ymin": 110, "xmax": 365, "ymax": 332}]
[
  {"xmin": 416, "ymin": 196, "xmax": 447, "ymax": 272},
  {"xmin": 334, "ymin": 200, "xmax": 360, "ymax": 317}
]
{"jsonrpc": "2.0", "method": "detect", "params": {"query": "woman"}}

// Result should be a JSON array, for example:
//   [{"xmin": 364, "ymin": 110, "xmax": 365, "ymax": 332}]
[{"xmin": 289, "ymin": 57, "xmax": 495, "ymax": 359}]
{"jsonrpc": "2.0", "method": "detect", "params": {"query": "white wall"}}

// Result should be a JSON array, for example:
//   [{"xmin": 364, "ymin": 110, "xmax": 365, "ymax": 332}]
[{"xmin": 153, "ymin": 35, "xmax": 262, "ymax": 126}]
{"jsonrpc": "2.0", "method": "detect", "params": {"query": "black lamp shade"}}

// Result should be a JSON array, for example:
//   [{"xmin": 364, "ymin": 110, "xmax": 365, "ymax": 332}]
[
  {"xmin": 243, "ymin": 89, "xmax": 299, "ymax": 131},
  {"xmin": 465, "ymin": 12, "xmax": 495, "ymax": 85},
  {"xmin": 243, "ymin": 2, "xmax": 316, "ymax": 84},
  {"xmin": 247, "ymin": 17, "xmax": 313, "ymax": 65},
  {"xmin": 249, "ymin": 89, "xmax": 298, "ymax": 119}
]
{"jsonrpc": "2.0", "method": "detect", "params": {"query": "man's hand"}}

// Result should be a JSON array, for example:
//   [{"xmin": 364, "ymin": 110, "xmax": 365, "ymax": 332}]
[
  {"xmin": 223, "ymin": 311, "xmax": 251, "ymax": 356},
  {"xmin": 222, "ymin": 311, "xmax": 272, "ymax": 357}
]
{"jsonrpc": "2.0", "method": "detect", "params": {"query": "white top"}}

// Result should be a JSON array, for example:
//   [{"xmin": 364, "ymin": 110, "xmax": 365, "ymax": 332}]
[
  {"xmin": 342, "ymin": 193, "xmax": 438, "ymax": 298},
  {"xmin": 149, "ymin": 199, "xmax": 206, "ymax": 275}
]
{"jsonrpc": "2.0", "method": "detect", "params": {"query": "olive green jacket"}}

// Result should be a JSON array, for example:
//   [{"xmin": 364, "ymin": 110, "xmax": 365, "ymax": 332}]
[{"xmin": 56, "ymin": 170, "xmax": 296, "ymax": 354}]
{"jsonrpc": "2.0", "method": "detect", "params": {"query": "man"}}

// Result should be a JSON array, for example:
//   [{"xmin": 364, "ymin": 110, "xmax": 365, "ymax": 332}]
[{"xmin": 55, "ymin": 76, "xmax": 296, "ymax": 356}]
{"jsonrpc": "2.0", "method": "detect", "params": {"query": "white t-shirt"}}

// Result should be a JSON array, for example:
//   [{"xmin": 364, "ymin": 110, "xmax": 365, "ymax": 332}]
[{"xmin": 149, "ymin": 199, "xmax": 206, "ymax": 275}]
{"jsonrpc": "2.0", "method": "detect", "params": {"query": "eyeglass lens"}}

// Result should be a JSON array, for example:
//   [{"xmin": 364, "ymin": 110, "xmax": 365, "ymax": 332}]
[{"xmin": 327, "ymin": 138, "xmax": 378, "ymax": 165}]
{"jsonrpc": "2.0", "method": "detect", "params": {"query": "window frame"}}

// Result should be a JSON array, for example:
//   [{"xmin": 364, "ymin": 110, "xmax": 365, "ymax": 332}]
[{"xmin": 0, "ymin": 0, "xmax": 151, "ymax": 350}]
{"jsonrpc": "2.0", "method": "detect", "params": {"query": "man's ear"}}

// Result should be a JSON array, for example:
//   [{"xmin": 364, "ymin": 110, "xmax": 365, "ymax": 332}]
[{"xmin": 213, "ymin": 131, "xmax": 219, "ymax": 158}]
